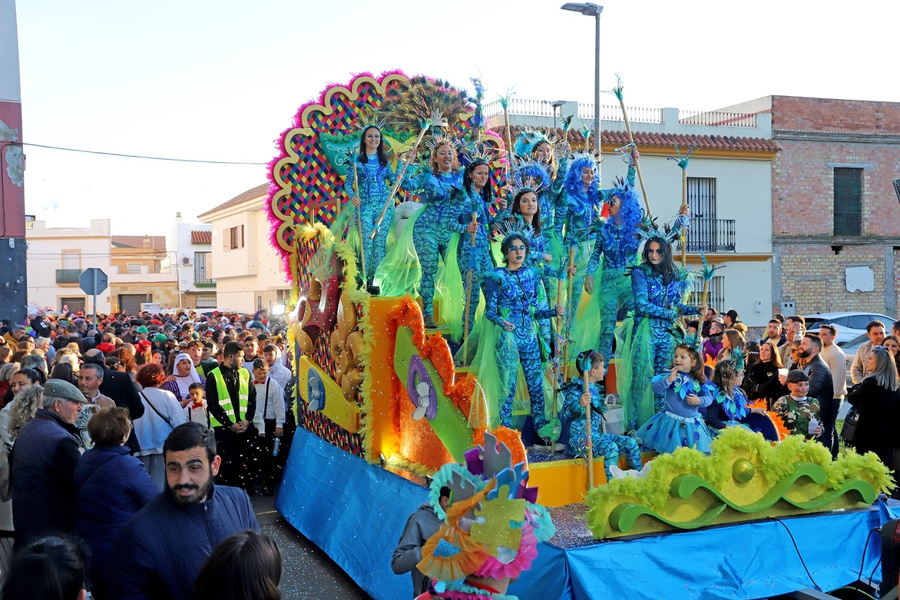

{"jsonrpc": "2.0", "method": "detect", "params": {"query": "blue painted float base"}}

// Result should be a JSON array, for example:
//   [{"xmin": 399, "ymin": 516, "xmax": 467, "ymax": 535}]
[{"xmin": 277, "ymin": 427, "xmax": 895, "ymax": 600}]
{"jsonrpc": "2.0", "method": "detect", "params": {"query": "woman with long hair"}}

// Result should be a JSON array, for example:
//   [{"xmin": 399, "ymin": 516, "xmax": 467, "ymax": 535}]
[
  {"xmin": 343, "ymin": 124, "xmax": 396, "ymax": 284},
  {"xmin": 716, "ymin": 330, "xmax": 745, "ymax": 364},
  {"xmin": 193, "ymin": 530, "xmax": 282, "ymax": 600},
  {"xmin": 846, "ymin": 346, "xmax": 900, "ymax": 468},
  {"xmin": 743, "ymin": 340, "xmax": 784, "ymax": 410}
]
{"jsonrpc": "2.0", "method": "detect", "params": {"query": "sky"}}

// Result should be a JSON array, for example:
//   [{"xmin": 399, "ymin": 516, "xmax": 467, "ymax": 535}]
[{"xmin": 14, "ymin": 0, "xmax": 900, "ymax": 235}]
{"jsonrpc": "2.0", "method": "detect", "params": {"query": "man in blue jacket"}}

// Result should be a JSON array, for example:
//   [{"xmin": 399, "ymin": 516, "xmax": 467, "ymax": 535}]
[{"xmin": 111, "ymin": 422, "xmax": 259, "ymax": 600}]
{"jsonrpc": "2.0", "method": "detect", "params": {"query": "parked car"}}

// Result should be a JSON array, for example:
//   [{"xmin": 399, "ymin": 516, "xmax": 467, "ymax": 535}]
[
  {"xmin": 837, "ymin": 333, "xmax": 869, "ymax": 385},
  {"xmin": 803, "ymin": 312, "xmax": 895, "ymax": 345}
]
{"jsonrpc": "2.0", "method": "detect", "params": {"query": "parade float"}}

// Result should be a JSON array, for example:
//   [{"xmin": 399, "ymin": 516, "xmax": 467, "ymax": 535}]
[{"xmin": 269, "ymin": 71, "xmax": 895, "ymax": 599}]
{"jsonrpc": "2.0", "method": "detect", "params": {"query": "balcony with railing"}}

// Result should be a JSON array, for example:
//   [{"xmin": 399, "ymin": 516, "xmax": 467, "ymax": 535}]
[
  {"xmin": 674, "ymin": 219, "xmax": 736, "ymax": 253},
  {"xmin": 56, "ymin": 269, "xmax": 80, "ymax": 284}
]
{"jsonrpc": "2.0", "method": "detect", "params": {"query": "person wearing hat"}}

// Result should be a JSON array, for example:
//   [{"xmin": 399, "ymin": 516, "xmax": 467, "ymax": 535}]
[
  {"xmin": 11, "ymin": 379, "xmax": 87, "ymax": 546},
  {"xmin": 134, "ymin": 326, "xmax": 150, "ymax": 343},
  {"xmin": 722, "ymin": 309, "xmax": 741, "ymax": 329}
]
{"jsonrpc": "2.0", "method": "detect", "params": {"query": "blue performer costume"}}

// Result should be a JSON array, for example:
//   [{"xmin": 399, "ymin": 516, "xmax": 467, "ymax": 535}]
[
  {"xmin": 457, "ymin": 159, "xmax": 500, "ymax": 334},
  {"xmin": 406, "ymin": 141, "xmax": 469, "ymax": 327},
  {"xmin": 636, "ymin": 372, "xmax": 715, "ymax": 453},
  {"xmin": 485, "ymin": 235, "xmax": 560, "ymax": 433},
  {"xmin": 705, "ymin": 384, "xmax": 753, "ymax": 431},
  {"xmin": 343, "ymin": 131, "xmax": 396, "ymax": 284},
  {"xmin": 563, "ymin": 155, "xmax": 636, "ymax": 319},
  {"xmin": 585, "ymin": 180, "xmax": 642, "ymax": 361},
  {"xmin": 562, "ymin": 376, "xmax": 641, "ymax": 480}
]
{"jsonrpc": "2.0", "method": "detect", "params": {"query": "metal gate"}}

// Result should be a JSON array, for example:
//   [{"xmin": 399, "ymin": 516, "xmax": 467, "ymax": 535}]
[{"xmin": 119, "ymin": 294, "xmax": 149, "ymax": 316}]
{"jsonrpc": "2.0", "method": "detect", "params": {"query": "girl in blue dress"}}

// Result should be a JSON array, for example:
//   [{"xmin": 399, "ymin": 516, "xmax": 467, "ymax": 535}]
[{"xmin": 636, "ymin": 344, "xmax": 715, "ymax": 453}]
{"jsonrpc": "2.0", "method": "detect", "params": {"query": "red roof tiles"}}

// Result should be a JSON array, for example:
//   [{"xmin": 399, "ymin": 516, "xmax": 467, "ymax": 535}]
[{"xmin": 191, "ymin": 231, "xmax": 212, "ymax": 244}]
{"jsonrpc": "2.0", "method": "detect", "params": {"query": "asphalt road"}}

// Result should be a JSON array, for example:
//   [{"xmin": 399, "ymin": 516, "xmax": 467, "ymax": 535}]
[{"xmin": 252, "ymin": 490, "xmax": 372, "ymax": 599}]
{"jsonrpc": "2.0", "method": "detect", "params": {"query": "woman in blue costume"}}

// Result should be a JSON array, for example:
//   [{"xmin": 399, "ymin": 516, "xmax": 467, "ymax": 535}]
[
  {"xmin": 582, "ymin": 179, "xmax": 643, "ymax": 361},
  {"xmin": 343, "ymin": 125, "xmax": 396, "ymax": 285},
  {"xmin": 457, "ymin": 158, "xmax": 504, "ymax": 334},
  {"xmin": 635, "ymin": 343, "xmax": 715, "ymax": 453},
  {"xmin": 507, "ymin": 188, "xmax": 556, "ymax": 354},
  {"xmin": 620, "ymin": 210, "xmax": 703, "ymax": 433},
  {"xmin": 563, "ymin": 350, "xmax": 641, "ymax": 479},
  {"xmin": 485, "ymin": 233, "xmax": 564, "ymax": 433},
  {"xmin": 563, "ymin": 153, "xmax": 637, "ymax": 320},
  {"xmin": 405, "ymin": 139, "xmax": 470, "ymax": 329},
  {"xmin": 531, "ymin": 137, "xmax": 569, "ymax": 248}
]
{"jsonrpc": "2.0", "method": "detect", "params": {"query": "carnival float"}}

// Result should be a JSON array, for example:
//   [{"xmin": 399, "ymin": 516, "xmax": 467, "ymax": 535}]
[{"xmin": 268, "ymin": 71, "xmax": 895, "ymax": 599}]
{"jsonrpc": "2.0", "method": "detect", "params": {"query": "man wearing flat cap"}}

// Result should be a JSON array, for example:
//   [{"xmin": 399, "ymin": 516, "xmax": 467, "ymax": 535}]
[{"xmin": 11, "ymin": 379, "xmax": 87, "ymax": 545}]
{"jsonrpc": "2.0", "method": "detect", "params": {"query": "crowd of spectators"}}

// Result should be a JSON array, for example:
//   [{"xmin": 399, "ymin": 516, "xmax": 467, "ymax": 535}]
[{"xmin": 0, "ymin": 309, "xmax": 293, "ymax": 598}]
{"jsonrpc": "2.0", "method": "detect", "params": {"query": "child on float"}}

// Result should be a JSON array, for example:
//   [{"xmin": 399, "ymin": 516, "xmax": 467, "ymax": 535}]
[
  {"xmin": 563, "ymin": 350, "xmax": 641, "ymax": 479},
  {"xmin": 704, "ymin": 352, "xmax": 767, "ymax": 433},
  {"xmin": 772, "ymin": 370, "xmax": 822, "ymax": 440},
  {"xmin": 183, "ymin": 382, "xmax": 209, "ymax": 428},
  {"xmin": 635, "ymin": 344, "xmax": 715, "ymax": 453}
]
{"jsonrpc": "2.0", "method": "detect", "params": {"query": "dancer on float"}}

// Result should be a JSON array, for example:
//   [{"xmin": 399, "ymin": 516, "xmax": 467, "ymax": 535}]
[
  {"xmin": 507, "ymin": 185, "xmax": 556, "ymax": 355},
  {"xmin": 578, "ymin": 176, "xmax": 642, "ymax": 362},
  {"xmin": 405, "ymin": 137, "xmax": 469, "ymax": 329},
  {"xmin": 515, "ymin": 131, "xmax": 568, "ymax": 249},
  {"xmin": 484, "ymin": 231, "xmax": 564, "ymax": 435},
  {"xmin": 563, "ymin": 350, "xmax": 641, "ymax": 478},
  {"xmin": 634, "ymin": 343, "xmax": 715, "ymax": 453},
  {"xmin": 344, "ymin": 124, "xmax": 396, "ymax": 284},
  {"xmin": 563, "ymin": 151, "xmax": 637, "ymax": 322},
  {"xmin": 704, "ymin": 351, "xmax": 766, "ymax": 433},
  {"xmin": 618, "ymin": 206, "xmax": 700, "ymax": 433},
  {"xmin": 458, "ymin": 157, "xmax": 504, "ymax": 335}
]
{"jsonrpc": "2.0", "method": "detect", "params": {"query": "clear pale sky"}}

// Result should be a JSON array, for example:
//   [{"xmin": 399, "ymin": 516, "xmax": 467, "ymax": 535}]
[{"xmin": 16, "ymin": 0, "xmax": 899, "ymax": 235}]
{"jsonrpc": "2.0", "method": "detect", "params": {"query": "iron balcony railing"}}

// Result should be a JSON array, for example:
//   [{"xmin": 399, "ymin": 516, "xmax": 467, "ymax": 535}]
[
  {"xmin": 674, "ymin": 218, "xmax": 736, "ymax": 253},
  {"xmin": 56, "ymin": 269, "xmax": 80, "ymax": 284}
]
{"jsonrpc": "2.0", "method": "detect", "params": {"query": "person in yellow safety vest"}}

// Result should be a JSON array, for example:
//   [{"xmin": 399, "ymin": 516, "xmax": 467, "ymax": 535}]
[{"xmin": 205, "ymin": 341, "xmax": 257, "ymax": 493}]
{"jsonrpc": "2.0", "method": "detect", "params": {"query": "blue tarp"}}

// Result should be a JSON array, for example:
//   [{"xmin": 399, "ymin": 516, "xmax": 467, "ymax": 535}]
[{"xmin": 277, "ymin": 427, "xmax": 894, "ymax": 600}]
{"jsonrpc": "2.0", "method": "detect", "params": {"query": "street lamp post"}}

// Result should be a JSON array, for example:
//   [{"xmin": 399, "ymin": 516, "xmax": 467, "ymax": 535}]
[{"xmin": 560, "ymin": 3, "xmax": 603, "ymax": 154}]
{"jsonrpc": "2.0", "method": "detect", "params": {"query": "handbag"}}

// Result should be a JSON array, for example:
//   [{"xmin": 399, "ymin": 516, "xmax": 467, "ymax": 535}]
[{"xmin": 840, "ymin": 405, "xmax": 860, "ymax": 445}]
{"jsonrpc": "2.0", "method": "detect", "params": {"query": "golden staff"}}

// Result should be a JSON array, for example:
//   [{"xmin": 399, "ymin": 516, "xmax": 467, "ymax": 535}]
[
  {"xmin": 612, "ymin": 76, "xmax": 651, "ymax": 218},
  {"xmin": 583, "ymin": 368, "xmax": 595, "ymax": 489},
  {"xmin": 562, "ymin": 246, "xmax": 577, "ymax": 380},
  {"xmin": 369, "ymin": 119, "xmax": 432, "ymax": 240}
]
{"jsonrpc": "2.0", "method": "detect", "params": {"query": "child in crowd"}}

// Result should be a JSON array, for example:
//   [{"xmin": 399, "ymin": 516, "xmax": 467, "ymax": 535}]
[
  {"xmin": 636, "ymin": 344, "xmax": 715, "ymax": 453},
  {"xmin": 562, "ymin": 350, "xmax": 641, "ymax": 480},
  {"xmin": 773, "ymin": 370, "xmax": 822, "ymax": 439},
  {"xmin": 251, "ymin": 359, "xmax": 286, "ymax": 497},
  {"xmin": 705, "ymin": 356, "xmax": 767, "ymax": 432},
  {"xmin": 184, "ymin": 382, "xmax": 209, "ymax": 428}
]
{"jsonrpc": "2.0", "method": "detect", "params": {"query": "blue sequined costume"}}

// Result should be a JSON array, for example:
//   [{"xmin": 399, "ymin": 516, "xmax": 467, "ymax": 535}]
[
  {"xmin": 564, "ymin": 160, "xmax": 636, "ymax": 319},
  {"xmin": 406, "ymin": 170, "xmax": 468, "ymax": 322},
  {"xmin": 485, "ymin": 266, "xmax": 557, "ymax": 431},
  {"xmin": 705, "ymin": 385, "xmax": 753, "ymax": 432},
  {"xmin": 636, "ymin": 372, "xmax": 715, "ymax": 453},
  {"xmin": 585, "ymin": 182, "xmax": 642, "ymax": 360},
  {"xmin": 342, "ymin": 155, "xmax": 396, "ymax": 282},
  {"xmin": 562, "ymin": 377, "xmax": 641, "ymax": 480},
  {"xmin": 457, "ymin": 189, "xmax": 499, "ymax": 333}
]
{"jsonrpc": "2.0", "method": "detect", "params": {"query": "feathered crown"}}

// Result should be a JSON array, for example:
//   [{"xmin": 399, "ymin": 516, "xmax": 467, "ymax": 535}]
[
  {"xmin": 672, "ymin": 322, "xmax": 703, "ymax": 356},
  {"xmin": 493, "ymin": 218, "xmax": 536, "ymax": 246},
  {"xmin": 356, "ymin": 112, "xmax": 387, "ymax": 131},
  {"xmin": 458, "ymin": 141, "xmax": 498, "ymax": 167},
  {"xmin": 425, "ymin": 133, "xmax": 461, "ymax": 155},
  {"xmin": 514, "ymin": 128, "xmax": 554, "ymax": 159},
  {"xmin": 512, "ymin": 158, "xmax": 550, "ymax": 192},
  {"xmin": 730, "ymin": 346, "xmax": 746, "ymax": 373},
  {"xmin": 637, "ymin": 214, "xmax": 682, "ymax": 244}
]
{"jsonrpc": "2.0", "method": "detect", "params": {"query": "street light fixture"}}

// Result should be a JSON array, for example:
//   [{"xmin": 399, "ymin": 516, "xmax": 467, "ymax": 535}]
[
  {"xmin": 560, "ymin": 2, "xmax": 603, "ymax": 154},
  {"xmin": 551, "ymin": 100, "xmax": 566, "ymax": 132}
]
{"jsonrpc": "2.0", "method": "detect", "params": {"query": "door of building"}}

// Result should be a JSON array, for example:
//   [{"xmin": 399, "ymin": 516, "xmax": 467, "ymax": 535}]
[{"xmin": 119, "ymin": 294, "xmax": 149, "ymax": 316}]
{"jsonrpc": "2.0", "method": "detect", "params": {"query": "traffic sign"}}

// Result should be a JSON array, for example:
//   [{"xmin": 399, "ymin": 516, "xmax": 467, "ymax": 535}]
[{"xmin": 79, "ymin": 268, "xmax": 108, "ymax": 295}]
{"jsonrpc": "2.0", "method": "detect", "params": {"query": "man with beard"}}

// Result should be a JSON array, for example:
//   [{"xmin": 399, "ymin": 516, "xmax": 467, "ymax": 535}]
[{"xmin": 111, "ymin": 423, "xmax": 258, "ymax": 600}]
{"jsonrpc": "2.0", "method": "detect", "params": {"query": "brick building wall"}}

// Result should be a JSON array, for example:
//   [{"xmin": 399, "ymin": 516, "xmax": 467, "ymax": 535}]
[{"xmin": 769, "ymin": 96, "xmax": 900, "ymax": 317}]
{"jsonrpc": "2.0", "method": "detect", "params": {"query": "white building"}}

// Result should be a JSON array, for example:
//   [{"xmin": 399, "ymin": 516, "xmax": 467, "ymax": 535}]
[
  {"xmin": 166, "ymin": 215, "xmax": 216, "ymax": 310},
  {"xmin": 198, "ymin": 184, "xmax": 290, "ymax": 313}
]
